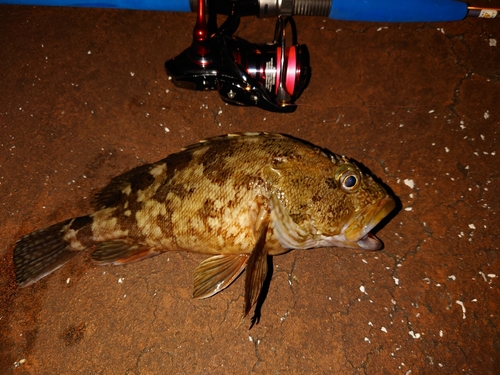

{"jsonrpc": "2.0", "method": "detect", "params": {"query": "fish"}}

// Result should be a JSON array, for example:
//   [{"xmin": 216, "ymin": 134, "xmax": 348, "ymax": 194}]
[{"xmin": 13, "ymin": 132, "xmax": 396, "ymax": 318}]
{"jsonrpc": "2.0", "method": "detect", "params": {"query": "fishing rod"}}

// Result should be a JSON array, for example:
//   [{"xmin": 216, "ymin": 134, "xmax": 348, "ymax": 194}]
[
  {"xmin": 1, "ymin": 0, "xmax": 498, "ymax": 22},
  {"xmin": 196, "ymin": 0, "xmax": 500, "ymax": 22}
]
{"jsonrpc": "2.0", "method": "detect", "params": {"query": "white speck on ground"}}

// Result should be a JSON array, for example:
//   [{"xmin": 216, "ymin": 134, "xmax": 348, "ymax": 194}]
[
  {"xmin": 490, "ymin": 38, "xmax": 497, "ymax": 47},
  {"xmin": 13, "ymin": 359, "xmax": 26, "ymax": 368},
  {"xmin": 409, "ymin": 331, "xmax": 421, "ymax": 339},
  {"xmin": 403, "ymin": 179, "xmax": 415, "ymax": 189},
  {"xmin": 456, "ymin": 300, "xmax": 466, "ymax": 319},
  {"xmin": 484, "ymin": 110, "xmax": 490, "ymax": 119}
]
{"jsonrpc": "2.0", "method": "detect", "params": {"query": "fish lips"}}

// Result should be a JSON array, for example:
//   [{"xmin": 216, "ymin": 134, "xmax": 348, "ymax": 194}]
[{"xmin": 343, "ymin": 195, "xmax": 396, "ymax": 251}]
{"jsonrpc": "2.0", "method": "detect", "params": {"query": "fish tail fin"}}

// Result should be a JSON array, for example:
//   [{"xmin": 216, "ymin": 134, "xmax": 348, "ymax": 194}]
[{"xmin": 13, "ymin": 216, "xmax": 93, "ymax": 287}]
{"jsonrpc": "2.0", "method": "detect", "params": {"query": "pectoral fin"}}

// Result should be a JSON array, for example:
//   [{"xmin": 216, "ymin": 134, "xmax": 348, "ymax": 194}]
[
  {"xmin": 91, "ymin": 240, "xmax": 160, "ymax": 265},
  {"xmin": 193, "ymin": 254, "xmax": 249, "ymax": 299},
  {"xmin": 244, "ymin": 217, "xmax": 270, "ymax": 317}
]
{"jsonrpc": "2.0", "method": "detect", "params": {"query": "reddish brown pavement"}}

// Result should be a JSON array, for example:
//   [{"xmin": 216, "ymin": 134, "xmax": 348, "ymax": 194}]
[{"xmin": 1, "ymin": 4, "xmax": 499, "ymax": 374}]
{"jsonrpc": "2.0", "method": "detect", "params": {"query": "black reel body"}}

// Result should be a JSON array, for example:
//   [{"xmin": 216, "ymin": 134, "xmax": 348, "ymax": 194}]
[{"xmin": 165, "ymin": 0, "xmax": 310, "ymax": 112}]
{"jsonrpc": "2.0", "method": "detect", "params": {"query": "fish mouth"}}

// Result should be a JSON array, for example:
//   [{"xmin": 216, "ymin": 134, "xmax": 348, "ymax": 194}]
[{"xmin": 343, "ymin": 195, "xmax": 396, "ymax": 251}]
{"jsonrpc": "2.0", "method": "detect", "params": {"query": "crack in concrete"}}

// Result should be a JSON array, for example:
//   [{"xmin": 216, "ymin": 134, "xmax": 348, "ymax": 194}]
[
  {"xmin": 287, "ymin": 255, "xmax": 299, "ymax": 293},
  {"xmin": 343, "ymin": 351, "xmax": 356, "ymax": 373},
  {"xmin": 208, "ymin": 105, "xmax": 226, "ymax": 129},
  {"xmin": 125, "ymin": 346, "xmax": 153, "ymax": 375},
  {"xmin": 220, "ymin": 293, "xmax": 243, "ymax": 326},
  {"xmin": 341, "ymin": 335, "xmax": 386, "ymax": 374},
  {"xmin": 247, "ymin": 331, "xmax": 267, "ymax": 374},
  {"xmin": 149, "ymin": 276, "xmax": 160, "ymax": 329},
  {"xmin": 271, "ymin": 255, "xmax": 300, "ymax": 322},
  {"xmin": 358, "ymin": 345, "xmax": 384, "ymax": 375}
]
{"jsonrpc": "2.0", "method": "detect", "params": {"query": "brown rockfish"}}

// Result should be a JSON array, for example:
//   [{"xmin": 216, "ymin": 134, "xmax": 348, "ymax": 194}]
[{"xmin": 14, "ymin": 132, "xmax": 395, "ymax": 317}]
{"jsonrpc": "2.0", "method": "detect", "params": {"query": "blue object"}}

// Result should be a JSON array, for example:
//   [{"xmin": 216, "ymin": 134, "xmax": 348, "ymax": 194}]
[
  {"xmin": 329, "ymin": 0, "xmax": 468, "ymax": 22},
  {"xmin": 0, "ymin": 0, "xmax": 191, "ymax": 11},
  {"xmin": 0, "ymin": 0, "xmax": 470, "ymax": 22}
]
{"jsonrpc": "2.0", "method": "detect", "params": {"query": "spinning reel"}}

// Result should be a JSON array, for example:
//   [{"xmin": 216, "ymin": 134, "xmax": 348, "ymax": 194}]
[{"xmin": 165, "ymin": 0, "xmax": 310, "ymax": 112}]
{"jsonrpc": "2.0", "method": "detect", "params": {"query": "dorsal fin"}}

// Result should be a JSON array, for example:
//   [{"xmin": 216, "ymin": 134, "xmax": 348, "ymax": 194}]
[
  {"xmin": 90, "ymin": 162, "xmax": 162, "ymax": 210},
  {"xmin": 181, "ymin": 132, "xmax": 285, "ymax": 152},
  {"xmin": 90, "ymin": 148, "xmax": 194, "ymax": 211}
]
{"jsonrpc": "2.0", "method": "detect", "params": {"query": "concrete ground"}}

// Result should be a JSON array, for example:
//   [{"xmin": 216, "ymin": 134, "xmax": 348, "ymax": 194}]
[{"xmin": 0, "ymin": 3, "xmax": 499, "ymax": 374}]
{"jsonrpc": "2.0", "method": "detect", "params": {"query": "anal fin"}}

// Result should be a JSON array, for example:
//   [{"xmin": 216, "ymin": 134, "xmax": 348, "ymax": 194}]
[
  {"xmin": 91, "ymin": 240, "xmax": 160, "ymax": 265},
  {"xmin": 193, "ymin": 254, "xmax": 249, "ymax": 299}
]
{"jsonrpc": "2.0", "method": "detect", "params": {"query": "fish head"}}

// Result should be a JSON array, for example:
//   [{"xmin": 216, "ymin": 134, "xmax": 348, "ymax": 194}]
[
  {"xmin": 266, "ymin": 152, "xmax": 395, "ymax": 252},
  {"xmin": 313, "ymin": 159, "xmax": 396, "ymax": 250}
]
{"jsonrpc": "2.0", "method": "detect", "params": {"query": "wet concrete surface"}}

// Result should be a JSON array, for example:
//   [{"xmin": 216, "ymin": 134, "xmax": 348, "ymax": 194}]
[{"xmin": 0, "ymin": 4, "xmax": 499, "ymax": 374}]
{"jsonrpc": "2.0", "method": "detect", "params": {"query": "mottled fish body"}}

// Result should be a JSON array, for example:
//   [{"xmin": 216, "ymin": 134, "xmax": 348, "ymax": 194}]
[{"xmin": 14, "ymin": 132, "xmax": 395, "ymax": 317}]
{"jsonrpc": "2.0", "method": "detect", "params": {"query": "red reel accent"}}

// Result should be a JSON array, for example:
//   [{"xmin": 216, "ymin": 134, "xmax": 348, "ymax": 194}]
[{"xmin": 285, "ymin": 46, "xmax": 297, "ymax": 96}]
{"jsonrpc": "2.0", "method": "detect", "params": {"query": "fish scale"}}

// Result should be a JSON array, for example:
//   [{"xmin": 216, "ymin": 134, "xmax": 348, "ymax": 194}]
[{"xmin": 13, "ymin": 132, "xmax": 396, "ymax": 319}]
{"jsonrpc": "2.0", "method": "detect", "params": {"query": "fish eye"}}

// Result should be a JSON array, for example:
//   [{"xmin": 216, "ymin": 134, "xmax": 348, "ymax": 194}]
[{"xmin": 340, "ymin": 171, "xmax": 359, "ymax": 191}]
